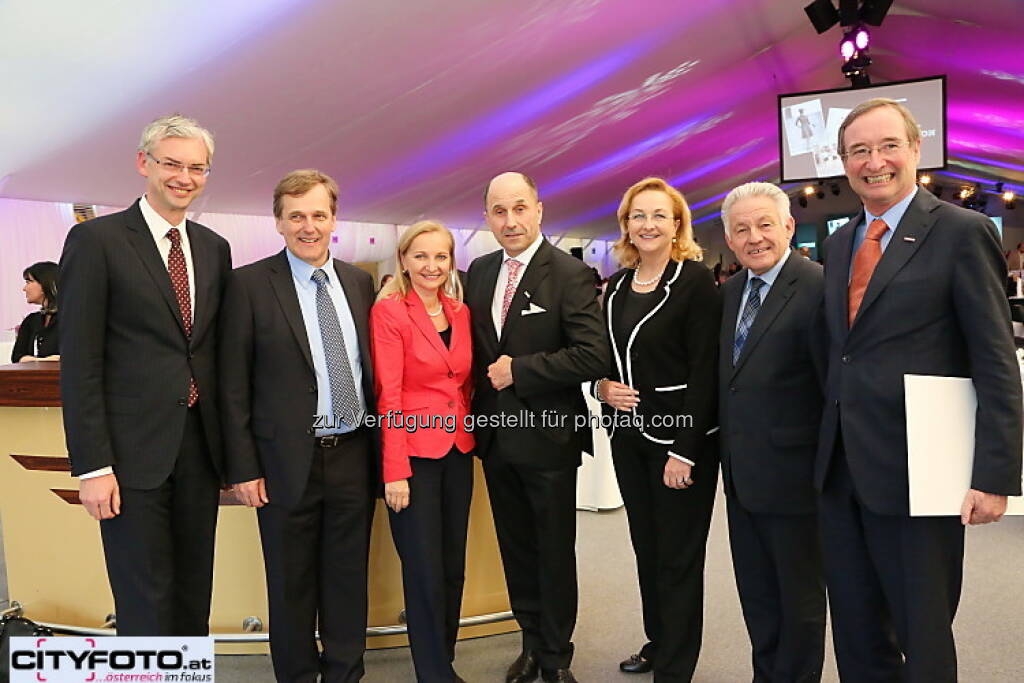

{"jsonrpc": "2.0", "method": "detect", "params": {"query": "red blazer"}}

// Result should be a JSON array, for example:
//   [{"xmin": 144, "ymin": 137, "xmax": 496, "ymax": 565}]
[{"xmin": 371, "ymin": 289, "xmax": 474, "ymax": 483}]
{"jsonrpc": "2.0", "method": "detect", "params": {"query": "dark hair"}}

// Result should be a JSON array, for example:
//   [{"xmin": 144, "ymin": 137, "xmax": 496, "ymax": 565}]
[{"xmin": 24, "ymin": 261, "xmax": 59, "ymax": 312}]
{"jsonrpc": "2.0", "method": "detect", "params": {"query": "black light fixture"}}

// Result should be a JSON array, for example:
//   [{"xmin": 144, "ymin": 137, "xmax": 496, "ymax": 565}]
[
  {"xmin": 931, "ymin": 184, "xmax": 944, "ymax": 198},
  {"xmin": 805, "ymin": 1, "xmax": 892, "ymax": 87},
  {"xmin": 805, "ymin": 0, "xmax": 840, "ymax": 33},
  {"xmin": 798, "ymin": 195, "xmax": 809, "ymax": 208},
  {"xmin": 830, "ymin": 182, "xmax": 841, "ymax": 196},
  {"xmin": 861, "ymin": 0, "xmax": 894, "ymax": 26},
  {"xmin": 995, "ymin": 181, "xmax": 1005, "ymax": 194}
]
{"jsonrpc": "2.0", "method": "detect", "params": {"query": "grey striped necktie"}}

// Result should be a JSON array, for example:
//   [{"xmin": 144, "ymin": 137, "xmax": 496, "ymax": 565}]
[
  {"xmin": 311, "ymin": 268, "xmax": 361, "ymax": 426},
  {"xmin": 733, "ymin": 277, "xmax": 765, "ymax": 365}
]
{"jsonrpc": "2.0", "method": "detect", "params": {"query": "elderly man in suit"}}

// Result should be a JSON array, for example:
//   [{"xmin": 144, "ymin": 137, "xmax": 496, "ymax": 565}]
[
  {"xmin": 219, "ymin": 170, "xmax": 377, "ymax": 683},
  {"xmin": 818, "ymin": 98, "xmax": 1022, "ymax": 682},
  {"xmin": 719, "ymin": 181, "xmax": 827, "ymax": 682},
  {"xmin": 59, "ymin": 114, "xmax": 231, "ymax": 636},
  {"xmin": 465, "ymin": 172, "xmax": 608, "ymax": 683}
]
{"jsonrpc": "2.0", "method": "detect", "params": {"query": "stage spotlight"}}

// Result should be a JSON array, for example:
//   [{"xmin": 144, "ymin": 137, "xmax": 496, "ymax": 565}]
[
  {"xmin": 840, "ymin": 34, "xmax": 856, "ymax": 60},
  {"xmin": 959, "ymin": 186, "xmax": 974, "ymax": 201},
  {"xmin": 854, "ymin": 26, "xmax": 870, "ymax": 50},
  {"xmin": 804, "ymin": 185, "xmax": 816, "ymax": 196},
  {"xmin": 1004, "ymin": 191, "xmax": 1016, "ymax": 210},
  {"xmin": 830, "ymin": 182, "xmax": 840, "ymax": 196},
  {"xmin": 805, "ymin": 0, "xmax": 839, "ymax": 34},
  {"xmin": 919, "ymin": 174, "xmax": 931, "ymax": 185},
  {"xmin": 798, "ymin": 195, "xmax": 809, "ymax": 208}
]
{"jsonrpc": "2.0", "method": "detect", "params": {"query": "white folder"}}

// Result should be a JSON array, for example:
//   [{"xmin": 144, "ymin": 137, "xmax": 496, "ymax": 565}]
[{"xmin": 905, "ymin": 374, "xmax": 1024, "ymax": 516}]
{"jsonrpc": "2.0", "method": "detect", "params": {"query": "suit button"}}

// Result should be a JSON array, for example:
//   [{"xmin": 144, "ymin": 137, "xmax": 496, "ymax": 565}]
[
  {"xmin": 834, "ymin": 399, "xmax": 840, "ymax": 407},
  {"xmin": 729, "ymin": 386, "xmax": 737, "ymax": 394},
  {"xmin": 842, "ymin": 355, "xmax": 850, "ymax": 364},
  {"xmin": 448, "ymin": 400, "xmax": 455, "ymax": 408},
  {"xmin": 448, "ymin": 371, "xmax": 454, "ymax": 379},
  {"xmin": 177, "ymin": 398, "xmax": 186, "ymax": 406},
  {"xmin": 309, "ymin": 385, "xmax": 316, "ymax": 393}
]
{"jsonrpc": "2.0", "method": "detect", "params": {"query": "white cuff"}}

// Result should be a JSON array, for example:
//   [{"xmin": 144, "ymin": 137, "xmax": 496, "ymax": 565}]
[
  {"xmin": 79, "ymin": 466, "xmax": 113, "ymax": 479},
  {"xmin": 667, "ymin": 451, "xmax": 695, "ymax": 467}
]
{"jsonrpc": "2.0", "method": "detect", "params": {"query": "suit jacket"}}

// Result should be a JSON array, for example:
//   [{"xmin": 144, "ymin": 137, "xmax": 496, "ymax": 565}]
[
  {"xmin": 370, "ymin": 289, "xmax": 475, "ymax": 483},
  {"xmin": 218, "ymin": 249, "xmax": 378, "ymax": 508},
  {"xmin": 465, "ymin": 239, "xmax": 609, "ymax": 469},
  {"xmin": 719, "ymin": 252, "xmax": 825, "ymax": 514},
  {"xmin": 601, "ymin": 259, "xmax": 721, "ymax": 467},
  {"xmin": 817, "ymin": 189, "xmax": 1023, "ymax": 514},
  {"xmin": 59, "ymin": 200, "xmax": 231, "ymax": 487}
]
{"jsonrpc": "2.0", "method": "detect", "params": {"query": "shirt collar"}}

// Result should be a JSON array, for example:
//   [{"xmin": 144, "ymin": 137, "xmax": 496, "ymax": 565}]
[
  {"xmin": 139, "ymin": 194, "xmax": 186, "ymax": 243},
  {"xmin": 503, "ymin": 232, "xmax": 544, "ymax": 268},
  {"xmin": 285, "ymin": 247, "xmax": 333, "ymax": 288},
  {"xmin": 747, "ymin": 247, "xmax": 791, "ymax": 289},
  {"xmin": 864, "ymin": 186, "xmax": 918, "ymax": 230}
]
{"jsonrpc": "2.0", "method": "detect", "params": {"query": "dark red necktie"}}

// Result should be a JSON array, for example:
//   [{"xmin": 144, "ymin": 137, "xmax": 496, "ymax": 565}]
[
  {"xmin": 848, "ymin": 218, "xmax": 888, "ymax": 327},
  {"xmin": 167, "ymin": 228, "xmax": 199, "ymax": 406}
]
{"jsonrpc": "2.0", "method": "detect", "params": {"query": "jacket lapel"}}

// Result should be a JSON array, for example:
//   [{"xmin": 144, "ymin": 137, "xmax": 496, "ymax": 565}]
[
  {"xmin": 732, "ymin": 254, "xmax": 798, "ymax": 377},
  {"xmin": 828, "ymin": 213, "xmax": 859, "ymax": 340},
  {"xmin": 334, "ymin": 259, "xmax": 373, "ymax": 376},
  {"xmin": 720, "ymin": 271, "xmax": 744, "ymax": 372},
  {"xmin": 268, "ymin": 250, "xmax": 315, "ymax": 371},
  {"xmin": 186, "ymin": 221, "xmax": 213, "ymax": 343},
  {"xmin": 498, "ymin": 240, "xmax": 551, "ymax": 351},
  {"xmin": 406, "ymin": 289, "xmax": 454, "ymax": 373},
  {"xmin": 123, "ymin": 201, "xmax": 188, "ymax": 338},
  {"xmin": 473, "ymin": 251, "xmax": 502, "ymax": 351},
  {"xmin": 851, "ymin": 192, "xmax": 936, "ymax": 330}
]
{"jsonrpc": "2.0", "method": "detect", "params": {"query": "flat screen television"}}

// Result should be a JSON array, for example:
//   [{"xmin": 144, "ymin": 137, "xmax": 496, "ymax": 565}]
[{"xmin": 778, "ymin": 76, "xmax": 946, "ymax": 183}]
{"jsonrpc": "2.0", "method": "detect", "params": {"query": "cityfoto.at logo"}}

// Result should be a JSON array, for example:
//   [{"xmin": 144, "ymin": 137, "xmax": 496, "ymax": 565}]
[{"xmin": 9, "ymin": 636, "xmax": 214, "ymax": 682}]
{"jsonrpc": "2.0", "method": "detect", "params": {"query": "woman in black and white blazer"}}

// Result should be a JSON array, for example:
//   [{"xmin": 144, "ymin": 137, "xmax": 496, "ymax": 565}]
[{"xmin": 594, "ymin": 177, "xmax": 721, "ymax": 682}]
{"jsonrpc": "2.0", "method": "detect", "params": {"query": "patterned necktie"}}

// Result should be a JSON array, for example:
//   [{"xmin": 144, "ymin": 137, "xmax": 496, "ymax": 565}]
[
  {"xmin": 500, "ymin": 258, "xmax": 523, "ymax": 328},
  {"xmin": 733, "ymin": 277, "xmax": 765, "ymax": 365},
  {"xmin": 848, "ymin": 218, "xmax": 889, "ymax": 327},
  {"xmin": 311, "ymin": 268, "xmax": 361, "ymax": 426},
  {"xmin": 166, "ymin": 228, "xmax": 198, "ymax": 406}
]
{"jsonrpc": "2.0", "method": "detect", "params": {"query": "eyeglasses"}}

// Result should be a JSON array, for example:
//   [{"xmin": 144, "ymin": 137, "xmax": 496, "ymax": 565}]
[
  {"xmin": 146, "ymin": 152, "xmax": 211, "ymax": 177},
  {"xmin": 840, "ymin": 140, "xmax": 910, "ymax": 162},
  {"xmin": 627, "ymin": 213, "xmax": 675, "ymax": 227}
]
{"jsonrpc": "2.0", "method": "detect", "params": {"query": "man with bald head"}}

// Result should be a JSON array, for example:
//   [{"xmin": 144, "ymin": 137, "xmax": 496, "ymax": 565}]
[{"xmin": 465, "ymin": 172, "xmax": 608, "ymax": 683}]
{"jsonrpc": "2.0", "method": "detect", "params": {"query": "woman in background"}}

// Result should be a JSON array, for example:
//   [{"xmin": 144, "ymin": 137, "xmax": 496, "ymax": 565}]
[
  {"xmin": 594, "ymin": 177, "xmax": 721, "ymax": 682},
  {"xmin": 371, "ymin": 220, "xmax": 474, "ymax": 683},
  {"xmin": 12, "ymin": 261, "xmax": 60, "ymax": 362}
]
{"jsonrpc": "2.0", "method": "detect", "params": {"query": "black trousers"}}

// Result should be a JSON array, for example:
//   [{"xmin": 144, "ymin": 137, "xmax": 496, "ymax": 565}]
[
  {"xmin": 611, "ymin": 429, "xmax": 718, "ymax": 683},
  {"xmin": 726, "ymin": 498, "xmax": 826, "ymax": 683},
  {"xmin": 389, "ymin": 449, "xmax": 473, "ymax": 683},
  {"xmin": 257, "ymin": 429, "xmax": 373, "ymax": 683},
  {"xmin": 819, "ymin": 441, "xmax": 964, "ymax": 683},
  {"xmin": 482, "ymin": 445, "xmax": 578, "ymax": 670},
  {"xmin": 100, "ymin": 406, "xmax": 220, "ymax": 636}
]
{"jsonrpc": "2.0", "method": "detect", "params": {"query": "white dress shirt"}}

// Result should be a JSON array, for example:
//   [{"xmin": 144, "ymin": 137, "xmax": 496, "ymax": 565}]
[{"xmin": 491, "ymin": 233, "xmax": 545, "ymax": 337}]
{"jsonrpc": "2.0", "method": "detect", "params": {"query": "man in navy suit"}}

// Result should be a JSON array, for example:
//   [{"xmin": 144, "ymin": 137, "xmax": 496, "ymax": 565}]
[
  {"xmin": 818, "ymin": 98, "xmax": 1022, "ymax": 682},
  {"xmin": 60, "ymin": 114, "xmax": 231, "ymax": 635}
]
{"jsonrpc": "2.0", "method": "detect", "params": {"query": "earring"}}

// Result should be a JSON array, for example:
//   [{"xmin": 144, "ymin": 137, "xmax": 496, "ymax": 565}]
[{"xmin": 672, "ymin": 238, "xmax": 678, "ymax": 243}]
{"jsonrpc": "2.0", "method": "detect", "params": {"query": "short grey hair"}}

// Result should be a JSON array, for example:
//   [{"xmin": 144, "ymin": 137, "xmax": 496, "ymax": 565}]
[
  {"xmin": 721, "ymin": 182, "xmax": 792, "ymax": 236},
  {"xmin": 138, "ymin": 114, "xmax": 215, "ymax": 162}
]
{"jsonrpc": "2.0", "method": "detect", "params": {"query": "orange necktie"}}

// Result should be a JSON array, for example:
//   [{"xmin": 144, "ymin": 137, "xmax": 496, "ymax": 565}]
[{"xmin": 848, "ymin": 218, "xmax": 888, "ymax": 327}]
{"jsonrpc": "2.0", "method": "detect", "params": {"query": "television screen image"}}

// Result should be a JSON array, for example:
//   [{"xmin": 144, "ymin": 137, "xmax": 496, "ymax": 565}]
[{"xmin": 778, "ymin": 76, "xmax": 946, "ymax": 183}]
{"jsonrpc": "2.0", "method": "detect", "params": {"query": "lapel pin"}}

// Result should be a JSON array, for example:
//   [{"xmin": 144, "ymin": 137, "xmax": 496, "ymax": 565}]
[{"xmin": 903, "ymin": 236, "xmax": 916, "ymax": 243}]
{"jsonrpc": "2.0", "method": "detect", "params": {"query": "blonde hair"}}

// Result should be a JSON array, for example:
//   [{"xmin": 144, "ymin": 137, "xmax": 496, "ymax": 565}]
[
  {"xmin": 377, "ymin": 221, "xmax": 464, "ymax": 303},
  {"xmin": 138, "ymin": 114, "xmax": 215, "ymax": 161},
  {"xmin": 612, "ymin": 177, "xmax": 702, "ymax": 267}
]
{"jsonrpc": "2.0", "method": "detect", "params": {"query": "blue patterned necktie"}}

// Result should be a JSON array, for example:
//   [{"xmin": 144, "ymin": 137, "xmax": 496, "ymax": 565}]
[
  {"xmin": 733, "ymin": 277, "xmax": 765, "ymax": 365},
  {"xmin": 311, "ymin": 268, "xmax": 361, "ymax": 426}
]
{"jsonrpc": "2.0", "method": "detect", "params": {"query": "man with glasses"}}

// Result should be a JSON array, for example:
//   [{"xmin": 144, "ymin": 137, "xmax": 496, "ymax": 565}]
[
  {"xmin": 60, "ymin": 114, "xmax": 232, "ymax": 635},
  {"xmin": 817, "ymin": 98, "xmax": 1022, "ymax": 681}
]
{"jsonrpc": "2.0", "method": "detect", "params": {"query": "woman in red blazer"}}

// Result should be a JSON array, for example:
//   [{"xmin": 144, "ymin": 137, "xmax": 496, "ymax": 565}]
[{"xmin": 371, "ymin": 220, "xmax": 474, "ymax": 683}]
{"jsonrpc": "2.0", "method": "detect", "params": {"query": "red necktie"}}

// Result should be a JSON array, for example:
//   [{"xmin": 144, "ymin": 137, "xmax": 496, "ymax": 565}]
[
  {"xmin": 167, "ymin": 228, "xmax": 199, "ymax": 406},
  {"xmin": 848, "ymin": 218, "xmax": 888, "ymax": 327},
  {"xmin": 500, "ymin": 259, "xmax": 523, "ymax": 328}
]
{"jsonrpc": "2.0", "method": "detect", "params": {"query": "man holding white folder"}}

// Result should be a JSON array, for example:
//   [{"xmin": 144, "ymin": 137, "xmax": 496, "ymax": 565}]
[{"xmin": 817, "ymin": 98, "xmax": 1022, "ymax": 683}]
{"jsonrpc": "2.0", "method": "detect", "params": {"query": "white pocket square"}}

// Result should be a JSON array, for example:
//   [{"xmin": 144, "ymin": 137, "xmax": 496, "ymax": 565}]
[{"xmin": 522, "ymin": 302, "xmax": 546, "ymax": 316}]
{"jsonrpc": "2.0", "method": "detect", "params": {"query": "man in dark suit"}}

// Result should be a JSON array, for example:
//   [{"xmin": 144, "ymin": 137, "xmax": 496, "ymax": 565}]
[
  {"xmin": 465, "ymin": 172, "xmax": 608, "ymax": 683},
  {"xmin": 219, "ymin": 170, "xmax": 377, "ymax": 683},
  {"xmin": 59, "ymin": 114, "xmax": 231, "ymax": 635},
  {"xmin": 719, "ymin": 181, "xmax": 826, "ymax": 682},
  {"xmin": 818, "ymin": 98, "xmax": 1022, "ymax": 682}
]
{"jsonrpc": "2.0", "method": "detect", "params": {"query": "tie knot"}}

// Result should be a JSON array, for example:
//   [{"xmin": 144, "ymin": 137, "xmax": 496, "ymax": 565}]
[
  {"xmin": 166, "ymin": 227, "xmax": 181, "ymax": 245},
  {"xmin": 311, "ymin": 268, "xmax": 329, "ymax": 286},
  {"xmin": 866, "ymin": 218, "xmax": 888, "ymax": 241},
  {"xmin": 749, "ymin": 277, "xmax": 765, "ymax": 294}
]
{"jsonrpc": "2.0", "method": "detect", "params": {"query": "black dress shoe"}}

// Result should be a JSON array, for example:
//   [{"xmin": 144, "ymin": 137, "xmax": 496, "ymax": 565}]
[
  {"xmin": 619, "ymin": 653, "xmax": 652, "ymax": 674},
  {"xmin": 506, "ymin": 650, "xmax": 540, "ymax": 683},
  {"xmin": 540, "ymin": 669, "xmax": 577, "ymax": 683}
]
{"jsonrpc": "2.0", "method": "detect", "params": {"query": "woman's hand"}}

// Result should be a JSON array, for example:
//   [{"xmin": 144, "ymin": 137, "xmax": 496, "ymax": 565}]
[
  {"xmin": 599, "ymin": 380, "xmax": 640, "ymax": 411},
  {"xmin": 663, "ymin": 458, "xmax": 694, "ymax": 490},
  {"xmin": 385, "ymin": 479, "xmax": 411, "ymax": 512}
]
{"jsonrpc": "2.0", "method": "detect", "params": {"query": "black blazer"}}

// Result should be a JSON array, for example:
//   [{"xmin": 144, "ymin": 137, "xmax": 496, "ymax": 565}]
[
  {"xmin": 601, "ymin": 259, "xmax": 721, "ymax": 466},
  {"xmin": 218, "ymin": 250, "xmax": 379, "ymax": 508},
  {"xmin": 465, "ymin": 239, "xmax": 609, "ymax": 469},
  {"xmin": 719, "ymin": 252, "xmax": 825, "ymax": 514},
  {"xmin": 12, "ymin": 311, "xmax": 59, "ymax": 362},
  {"xmin": 59, "ymin": 200, "xmax": 232, "ymax": 486},
  {"xmin": 817, "ymin": 189, "xmax": 1023, "ymax": 514}
]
